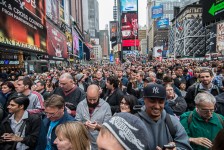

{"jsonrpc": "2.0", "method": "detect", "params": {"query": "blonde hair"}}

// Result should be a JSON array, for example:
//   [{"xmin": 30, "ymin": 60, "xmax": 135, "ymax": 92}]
[{"xmin": 55, "ymin": 122, "xmax": 90, "ymax": 150}]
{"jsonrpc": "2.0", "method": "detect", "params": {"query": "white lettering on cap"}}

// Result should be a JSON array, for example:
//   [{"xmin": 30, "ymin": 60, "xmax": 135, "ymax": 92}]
[
  {"xmin": 152, "ymin": 87, "xmax": 159, "ymax": 94},
  {"xmin": 109, "ymin": 116, "xmax": 144, "ymax": 150}
]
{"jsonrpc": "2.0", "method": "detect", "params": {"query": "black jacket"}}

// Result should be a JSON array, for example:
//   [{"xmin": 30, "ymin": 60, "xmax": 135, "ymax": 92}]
[
  {"xmin": 53, "ymin": 86, "xmax": 86, "ymax": 111},
  {"xmin": 103, "ymin": 88, "xmax": 124, "ymax": 115},
  {"xmin": 0, "ymin": 113, "xmax": 41, "ymax": 150},
  {"xmin": 40, "ymin": 90, "xmax": 50, "ymax": 101},
  {"xmin": 185, "ymin": 83, "xmax": 222, "ymax": 110},
  {"xmin": 215, "ymin": 93, "xmax": 224, "ymax": 116}
]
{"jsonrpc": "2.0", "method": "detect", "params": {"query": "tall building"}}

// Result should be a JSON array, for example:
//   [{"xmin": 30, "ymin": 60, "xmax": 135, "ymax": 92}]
[
  {"xmin": 169, "ymin": 2, "xmax": 206, "ymax": 58},
  {"xmin": 82, "ymin": 0, "xmax": 99, "ymax": 38},
  {"xmin": 99, "ymin": 30, "xmax": 110, "ymax": 57},
  {"xmin": 182, "ymin": 0, "xmax": 199, "ymax": 7},
  {"xmin": 146, "ymin": 0, "xmax": 182, "ymax": 58}
]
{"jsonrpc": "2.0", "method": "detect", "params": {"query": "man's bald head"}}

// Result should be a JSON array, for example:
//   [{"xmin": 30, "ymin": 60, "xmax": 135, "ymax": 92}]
[{"xmin": 87, "ymin": 84, "xmax": 100, "ymax": 95}]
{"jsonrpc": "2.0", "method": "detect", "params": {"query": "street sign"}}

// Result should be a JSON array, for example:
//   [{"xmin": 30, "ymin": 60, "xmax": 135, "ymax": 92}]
[{"xmin": 202, "ymin": 0, "xmax": 224, "ymax": 24}]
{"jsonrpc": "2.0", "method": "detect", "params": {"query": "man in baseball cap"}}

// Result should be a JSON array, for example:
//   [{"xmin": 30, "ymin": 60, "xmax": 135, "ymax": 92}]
[{"xmin": 137, "ymin": 84, "xmax": 192, "ymax": 150}]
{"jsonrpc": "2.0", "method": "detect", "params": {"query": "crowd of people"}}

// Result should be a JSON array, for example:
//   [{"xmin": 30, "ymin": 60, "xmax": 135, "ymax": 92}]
[{"xmin": 0, "ymin": 58, "xmax": 223, "ymax": 150}]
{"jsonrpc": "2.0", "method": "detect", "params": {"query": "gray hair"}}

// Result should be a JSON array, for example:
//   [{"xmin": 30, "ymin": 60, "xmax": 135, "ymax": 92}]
[
  {"xmin": 148, "ymin": 71, "xmax": 156, "ymax": 78},
  {"xmin": 60, "ymin": 73, "xmax": 73, "ymax": 80},
  {"xmin": 194, "ymin": 92, "xmax": 216, "ymax": 105}
]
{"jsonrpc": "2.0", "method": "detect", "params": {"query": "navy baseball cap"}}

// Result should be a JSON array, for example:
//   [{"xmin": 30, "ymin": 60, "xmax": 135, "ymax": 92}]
[{"xmin": 143, "ymin": 84, "xmax": 166, "ymax": 99}]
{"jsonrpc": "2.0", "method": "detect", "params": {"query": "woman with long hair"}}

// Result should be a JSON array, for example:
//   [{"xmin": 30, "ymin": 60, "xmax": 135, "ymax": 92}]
[{"xmin": 54, "ymin": 122, "xmax": 91, "ymax": 150}]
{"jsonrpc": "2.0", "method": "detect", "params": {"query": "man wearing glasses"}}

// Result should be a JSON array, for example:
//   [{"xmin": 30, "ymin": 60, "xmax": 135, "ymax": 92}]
[
  {"xmin": 76, "ymin": 84, "xmax": 112, "ymax": 150},
  {"xmin": 180, "ymin": 92, "xmax": 224, "ymax": 150},
  {"xmin": 36, "ymin": 94, "xmax": 75, "ymax": 150}
]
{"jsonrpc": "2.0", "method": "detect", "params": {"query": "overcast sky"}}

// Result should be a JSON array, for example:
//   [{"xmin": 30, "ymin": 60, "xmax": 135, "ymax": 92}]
[{"xmin": 98, "ymin": 0, "xmax": 147, "ymax": 30}]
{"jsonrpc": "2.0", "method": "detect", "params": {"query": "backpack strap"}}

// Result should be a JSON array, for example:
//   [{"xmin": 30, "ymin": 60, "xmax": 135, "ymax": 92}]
[
  {"xmin": 187, "ymin": 111, "xmax": 193, "ymax": 126},
  {"xmin": 194, "ymin": 83, "xmax": 200, "ymax": 98},
  {"xmin": 165, "ymin": 113, "xmax": 176, "ymax": 140},
  {"xmin": 216, "ymin": 114, "xmax": 224, "ymax": 128},
  {"xmin": 213, "ymin": 85, "xmax": 220, "ymax": 95}
]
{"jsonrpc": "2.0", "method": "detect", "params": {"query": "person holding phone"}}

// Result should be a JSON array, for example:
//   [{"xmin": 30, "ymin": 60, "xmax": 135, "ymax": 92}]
[
  {"xmin": 76, "ymin": 84, "xmax": 112, "ymax": 150},
  {"xmin": 137, "ymin": 84, "xmax": 192, "ymax": 150}
]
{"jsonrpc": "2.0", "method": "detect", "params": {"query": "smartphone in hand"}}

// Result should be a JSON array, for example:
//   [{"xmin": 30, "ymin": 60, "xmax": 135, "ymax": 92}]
[{"xmin": 162, "ymin": 144, "xmax": 176, "ymax": 150}]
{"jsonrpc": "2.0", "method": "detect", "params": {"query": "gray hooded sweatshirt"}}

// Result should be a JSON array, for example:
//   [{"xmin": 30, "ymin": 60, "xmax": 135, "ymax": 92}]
[
  {"xmin": 76, "ymin": 98, "xmax": 112, "ymax": 150},
  {"xmin": 137, "ymin": 107, "xmax": 192, "ymax": 150}
]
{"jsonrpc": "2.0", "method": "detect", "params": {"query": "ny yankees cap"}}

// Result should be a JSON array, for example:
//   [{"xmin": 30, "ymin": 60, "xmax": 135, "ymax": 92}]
[{"xmin": 143, "ymin": 83, "xmax": 166, "ymax": 99}]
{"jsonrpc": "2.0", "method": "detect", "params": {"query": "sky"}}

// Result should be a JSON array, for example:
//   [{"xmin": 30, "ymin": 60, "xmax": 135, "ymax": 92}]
[{"xmin": 98, "ymin": 0, "xmax": 147, "ymax": 30}]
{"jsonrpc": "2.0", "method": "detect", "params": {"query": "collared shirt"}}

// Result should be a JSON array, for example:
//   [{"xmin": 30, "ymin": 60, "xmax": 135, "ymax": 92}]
[
  {"xmin": 198, "ymin": 83, "xmax": 213, "ymax": 92},
  {"xmin": 9, "ymin": 111, "xmax": 29, "ymax": 150}
]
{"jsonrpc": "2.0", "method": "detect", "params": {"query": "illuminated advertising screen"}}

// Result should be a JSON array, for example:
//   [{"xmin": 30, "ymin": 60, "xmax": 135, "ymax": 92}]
[
  {"xmin": 0, "ymin": 0, "xmax": 47, "ymax": 52},
  {"xmin": 152, "ymin": 5, "xmax": 163, "ymax": 19},
  {"xmin": 202, "ymin": 0, "xmax": 224, "ymax": 24},
  {"xmin": 72, "ymin": 29, "xmax": 79, "ymax": 56},
  {"xmin": 121, "ymin": 0, "xmax": 138, "ymax": 12},
  {"xmin": 109, "ymin": 21, "xmax": 118, "ymax": 40},
  {"xmin": 156, "ymin": 18, "xmax": 169, "ymax": 29},
  {"xmin": 60, "ymin": 0, "xmax": 65, "ymax": 21},
  {"xmin": 121, "ymin": 13, "xmax": 138, "ymax": 40},
  {"xmin": 46, "ymin": 0, "xmax": 59, "ymax": 24},
  {"xmin": 46, "ymin": 21, "xmax": 68, "ymax": 58},
  {"xmin": 216, "ymin": 22, "xmax": 224, "ymax": 53}
]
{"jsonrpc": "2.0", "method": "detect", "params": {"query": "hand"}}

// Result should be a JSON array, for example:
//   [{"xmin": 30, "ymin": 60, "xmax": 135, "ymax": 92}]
[
  {"xmin": 2, "ymin": 133, "xmax": 23, "ymax": 142},
  {"xmin": 189, "ymin": 137, "xmax": 212, "ymax": 148},
  {"xmin": 85, "ymin": 121, "xmax": 101, "ymax": 131}
]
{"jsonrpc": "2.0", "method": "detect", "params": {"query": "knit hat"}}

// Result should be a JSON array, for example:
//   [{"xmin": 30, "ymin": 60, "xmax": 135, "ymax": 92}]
[
  {"xmin": 75, "ymin": 73, "xmax": 84, "ymax": 82},
  {"xmin": 143, "ymin": 83, "xmax": 166, "ymax": 99},
  {"xmin": 102, "ymin": 112, "xmax": 150, "ymax": 150}
]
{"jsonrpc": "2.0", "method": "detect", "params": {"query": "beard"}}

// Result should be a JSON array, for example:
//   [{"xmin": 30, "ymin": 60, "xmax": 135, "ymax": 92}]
[{"xmin": 87, "ymin": 100, "xmax": 99, "ymax": 108}]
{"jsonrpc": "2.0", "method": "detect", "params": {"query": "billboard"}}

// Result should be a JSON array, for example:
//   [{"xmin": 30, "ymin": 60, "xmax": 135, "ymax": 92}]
[
  {"xmin": 72, "ymin": 29, "xmax": 79, "ymax": 56},
  {"xmin": 152, "ymin": 5, "xmax": 163, "ymax": 19},
  {"xmin": 46, "ymin": 21, "xmax": 68, "ymax": 58},
  {"xmin": 0, "ymin": 0, "xmax": 47, "ymax": 52},
  {"xmin": 156, "ymin": 18, "xmax": 169, "ymax": 29},
  {"xmin": 109, "ymin": 21, "xmax": 118, "ymax": 40},
  {"xmin": 202, "ymin": 0, "xmax": 224, "ymax": 24},
  {"xmin": 121, "ymin": 0, "xmax": 138, "ymax": 12},
  {"xmin": 122, "ymin": 39, "xmax": 139, "ymax": 47},
  {"xmin": 46, "ymin": 0, "xmax": 59, "ymax": 24},
  {"xmin": 121, "ymin": 13, "xmax": 138, "ymax": 40},
  {"xmin": 60, "ymin": 0, "xmax": 65, "ymax": 21},
  {"xmin": 216, "ymin": 22, "xmax": 224, "ymax": 53}
]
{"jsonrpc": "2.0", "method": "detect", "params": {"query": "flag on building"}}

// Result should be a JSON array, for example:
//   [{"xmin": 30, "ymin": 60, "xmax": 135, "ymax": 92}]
[{"xmin": 176, "ymin": 22, "xmax": 183, "ymax": 31}]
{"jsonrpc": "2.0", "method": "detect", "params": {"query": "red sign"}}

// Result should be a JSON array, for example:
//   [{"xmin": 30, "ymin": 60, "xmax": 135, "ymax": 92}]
[
  {"xmin": 157, "ymin": 49, "xmax": 162, "ymax": 53},
  {"xmin": 46, "ymin": 21, "xmax": 68, "ymax": 58},
  {"xmin": 122, "ymin": 39, "xmax": 139, "ymax": 47}
]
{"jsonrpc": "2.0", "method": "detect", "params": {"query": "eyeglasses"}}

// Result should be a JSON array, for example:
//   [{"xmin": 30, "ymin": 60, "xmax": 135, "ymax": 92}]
[
  {"xmin": 120, "ymin": 101, "xmax": 129, "ymax": 106},
  {"xmin": 198, "ymin": 108, "xmax": 214, "ymax": 113},
  {"xmin": 44, "ymin": 109, "xmax": 60, "ymax": 118}
]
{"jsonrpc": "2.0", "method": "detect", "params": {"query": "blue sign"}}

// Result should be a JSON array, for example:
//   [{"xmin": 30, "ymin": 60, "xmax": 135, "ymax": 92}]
[
  {"xmin": 110, "ymin": 54, "xmax": 114, "ymax": 62},
  {"xmin": 152, "ymin": 5, "xmax": 163, "ymax": 19},
  {"xmin": 156, "ymin": 18, "xmax": 169, "ymax": 29},
  {"xmin": 121, "ymin": 0, "xmax": 138, "ymax": 12}
]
